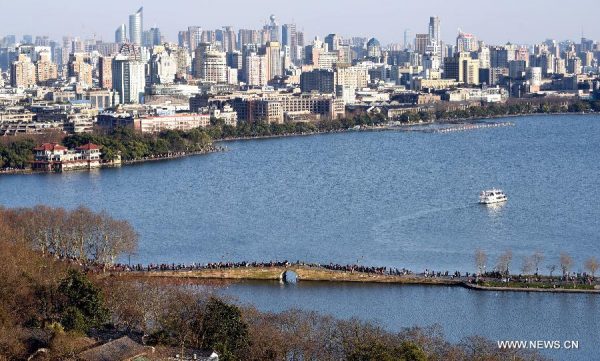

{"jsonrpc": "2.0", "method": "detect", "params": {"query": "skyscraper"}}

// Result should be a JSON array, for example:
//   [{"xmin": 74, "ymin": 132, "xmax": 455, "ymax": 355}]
[
  {"xmin": 428, "ymin": 16, "xmax": 440, "ymax": 46},
  {"xmin": 115, "ymin": 24, "xmax": 127, "ymax": 44},
  {"xmin": 112, "ymin": 54, "xmax": 145, "ymax": 103},
  {"xmin": 129, "ymin": 7, "xmax": 143, "ymax": 45}
]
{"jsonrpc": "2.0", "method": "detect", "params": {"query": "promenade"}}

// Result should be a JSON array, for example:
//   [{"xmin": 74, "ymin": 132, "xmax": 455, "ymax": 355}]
[{"xmin": 105, "ymin": 261, "xmax": 600, "ymax": 294}]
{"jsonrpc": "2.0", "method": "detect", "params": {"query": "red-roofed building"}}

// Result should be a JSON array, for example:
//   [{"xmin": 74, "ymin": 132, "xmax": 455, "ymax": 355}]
[{"xmin": 32, "ymin": 142, "xmax": 105, "ymax": 172}]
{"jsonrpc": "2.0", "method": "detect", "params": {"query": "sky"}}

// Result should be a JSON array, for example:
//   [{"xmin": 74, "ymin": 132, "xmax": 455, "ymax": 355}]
[{"xmin": 1, "ymin": 0, "xmax": 599, "ymax": 46}]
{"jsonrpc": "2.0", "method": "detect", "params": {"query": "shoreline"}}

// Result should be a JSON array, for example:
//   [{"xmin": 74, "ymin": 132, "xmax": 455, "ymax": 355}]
[{"xmin": 2, "ymin": 112, "xmax": 597, "ymax": 176}]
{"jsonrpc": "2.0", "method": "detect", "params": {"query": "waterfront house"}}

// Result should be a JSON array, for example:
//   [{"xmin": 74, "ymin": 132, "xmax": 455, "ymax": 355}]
[{"xmin": 32, "ymin": 142, "xmax": 104, "ymax": 172}]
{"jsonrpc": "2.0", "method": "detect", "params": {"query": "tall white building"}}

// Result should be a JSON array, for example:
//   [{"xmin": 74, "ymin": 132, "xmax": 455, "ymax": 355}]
[
  {"xmin": 150, "ymin": 46, "xmax": 177, "ymax": 84},
  {"xmin": 193, "ymin": 43, "xmax": 227, "ymax": 82},
  {"xmin": 115, "ymin": 24, "xmax": 127, "ymax": 44},
  {"xmin": 244, "ymin": 52, "xmax": 267, "ymax": 86},
  {"xmin": 129, "ymin": 7, "xmax": 143, "ymax": 46},
  {"xmin": 112, "ymin": 55, "xmax": 145, "ymax": 104}
]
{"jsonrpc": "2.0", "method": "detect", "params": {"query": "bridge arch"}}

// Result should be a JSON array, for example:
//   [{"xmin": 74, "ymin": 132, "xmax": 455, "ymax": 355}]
[{"xmin": 280, "ymin": 269, "xmax": 299, "ymax": 284}]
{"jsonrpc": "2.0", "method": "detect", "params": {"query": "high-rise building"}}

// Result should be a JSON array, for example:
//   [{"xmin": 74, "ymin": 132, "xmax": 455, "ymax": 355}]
[
  {"xmin": 10, "ymin": 54, "xmax": 36, "ymax": 88},
  {"xmin": 35, "ymin": 51, "xmax": 58, "ymax": 84},
  {"xmin": 428, "ymin": 17, "xmax": 440, "ymax": 46},
  {"xmin": 456, "ymin": 30, "xmax": 478, "ymax": 52},
  {"xmin": 143, "ymin": 28, "xmax": 162, "ymax": 47},
  {"xmin": 222, "ymin": 26, "xmax": 237, "ymax": 52},
  {"xmin": 149, "ymin": 46, "xmax": 177, "ymax": 84},
  {"xmin": 244, "ymin": 52, "xmax": 267, "ymax": 86},
  {"xmin": 264, "ymin": 14, "xmax": 280, "ymax": 43},
  {"xmin": 112, "ymin": 55, "xmax": 146, "ymax": 103},
  {"xmin": 193, "ymin": 43, "xmax": 227, "ymax": 82},
  {"xmin": 238, "ymin": 29, "xmax": 259, "ymax": 49},
  {"xmin": 414, "ymin": 34, "xmax": 429, "ymax": 55},
  {"xmin": 115, "ymin": 24, "xmax": 127, "ymax": 43},
  {"xmin": 366, "ymin": 38, "xmax": 381, "ymax": 59},
  {"xmin": 282, "ymin": 24, "xmax": 299, "ymax": 64},
  {"xmin": 264, "ymin": 41, "xmax": 282, "ymax": 80},
  {"xmin": 129, "ymin": 7, "xmax": 143, "ymax": 45},
  {"xmin": 324, "ymin": 34, "xmax": 341, "ymax": 52},
  {"xmin": 444, "ymin": 52, "xmax": 479, "ymax": 85},
  {"xmin": 98, "ymin": 56, "xmax": 113, "ymax": 89},
  {"xmin": 68, "ymin": 53, "xmax": 93, "ymax": 88}
]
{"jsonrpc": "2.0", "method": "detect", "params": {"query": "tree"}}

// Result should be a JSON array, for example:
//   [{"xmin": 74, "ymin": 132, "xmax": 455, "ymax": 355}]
[
  {"xmin": 520, "ymin": 256, "xmax": 533, "ymax": 275},
  {"xmin": 496, "ymin": 250, "xmax": 513, "ymax": 277},
  {"xmin": 546, "ymin": 264, "xmax": 557, "ymax": 278},
  {"xmin": 585, "ymin": 257, "xmax": 600, "ymax": 279},
  {"xmin": 474, "ymin": 249, "xmax": 487, "ymax": 275},
  {"xmin": 198, "ymin": 297, "xmax": 249, "ymax": 361},
  {"xmin": 57, "ymin": 270, "xmax": 108, "ymax": 333},
  {"xmin": 559, "ymin": 252, "xmax": 574, "ymax": 279},
  {"xmin": 531, "ymin": 251, "xmax": 544, "ymax": 275}
]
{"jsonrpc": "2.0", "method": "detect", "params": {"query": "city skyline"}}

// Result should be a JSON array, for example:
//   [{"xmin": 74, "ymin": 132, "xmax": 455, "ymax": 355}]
[{"xmin": 1, "ymin": 0, "xmax": 599, "ymax": 45}]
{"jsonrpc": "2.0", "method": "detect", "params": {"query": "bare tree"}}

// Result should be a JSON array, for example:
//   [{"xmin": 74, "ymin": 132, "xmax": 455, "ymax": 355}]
[
  {"xmin": 496, "ymin": 250, "xmax": 513, "ymax": 277},
  {"xmin": 585, "ymin": 257, "xmax": 600, "ymax": 279},
  {"xmin": 474, "ymin": 249, "xmax": 487, "ymax": 275},
  {"xmin": 559, "ymin": 252, "xmax": 574, "ymax": 278},
  {"xmin": 520, "ymin": 256, "xmax": 533, "ymax": 275},
  {"xmin": 531, "ymin": 251, "xmax": 544, "ymax": 275},
  {"xmin": 546, "ymin": 264, "xmax": 557, "ymax": 277}
]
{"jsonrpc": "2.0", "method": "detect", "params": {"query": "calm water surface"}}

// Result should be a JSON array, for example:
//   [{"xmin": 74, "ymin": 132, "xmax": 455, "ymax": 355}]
[
  {"xmin": 2, "ymin": 114, "xmax": 598, "ymax": 272},
  {"xmin": 221, "ymin": 281, "xmax": 599, "ymax": 361},
  {"xmin": 1, "ymin": 114, "xmax": 599, "ymax": 360}
]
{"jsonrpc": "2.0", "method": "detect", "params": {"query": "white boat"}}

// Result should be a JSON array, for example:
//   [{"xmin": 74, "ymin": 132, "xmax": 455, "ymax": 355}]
[{"xmin": 479, "ymin": 189, "xmax": 508, "ymax": 204}]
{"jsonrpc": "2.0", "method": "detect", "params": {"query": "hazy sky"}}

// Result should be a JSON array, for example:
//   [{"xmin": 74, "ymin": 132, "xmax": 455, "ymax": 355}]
[{"xmin": 1, "ymin": 0, "xmax": 599, "ymax": 45}]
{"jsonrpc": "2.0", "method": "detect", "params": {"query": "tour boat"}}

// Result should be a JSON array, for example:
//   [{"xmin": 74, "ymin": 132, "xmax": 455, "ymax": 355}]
[{"xmin": 479, "ymin": 189, "xmax": 508, "ymax": 204}]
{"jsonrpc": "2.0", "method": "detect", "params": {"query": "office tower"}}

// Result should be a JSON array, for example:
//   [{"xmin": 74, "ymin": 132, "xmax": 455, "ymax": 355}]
[
  {"xmin": 567, "ymin": 57, "xmax": 582, "ymax": 74},
  {"xmin": 478, "ymin": 46, "xmax": 491, "ymax": 69},
  {"xmin": 34, "ymin": 36, "xmax": 50, "ymax": 46},
  {"xmin": 115, "ymin": 24, "xmax": 127, "ymax": 43},
  {"xmin": 98, "ymin": 56, "xmax": 113, "ymax": 89},
  {"xmin": 201, "ymin": 30, "xmax": 216, "ymax": 44},
  {"xmin": 366, "ymin": 38, "xmax": 381, "ymax": 59},
  {"xmin": 244, "ymin": 52, "xmax": 267, "ymax": 86},
  {"xmin": 112, "ymin": 55, "xmax": 145, "ymax": 103},
  {"xmin": 143, "ymin": 28, "xmax": 161, "ymax": 47},
  {"xmin": 238, "ymin": 29, "xmax": 259, "ymax": 48},
  {"xmin": 444, "ymin": 52, "xmax": 479, "ymax": 85},
  {"xmin": 456, "ymin": 30, "xmax": 478, "ymax": 52},
  {"xmin": 10, "ymin": 54, "xmax": 36, "ymax": 88},
  {"xmin": 149, "ymin": 46, "xmax": 177, "ymax": 84},
  {"xmin": 403, "ymin": 29, "xmax": 412, "ymax": 50},
  {"xmin": 324, "ymin": 34, "xmax": 341, "ymax": 52},
  {"xmin": 264, "ymin": 41, "xmax": 282, "ymax": 80},
  {"xmin": 414, "ymin": 34, "xmax": 429, "ymax": 55},
  {"xmin": 193, "ymin": 43, "xmax": 227, "ymax": 82},
  {"xmin": 68, "ymin": 53, "xmax": 93, "ymax": 88},
  {"xmin": 428, "ymin": 16, "xmax": 440, "ymax": 46},
  {"xmin": 129, "ymin": 7, "xmax": 143, "ymax": 45},
  {"xmin": 264, "ymin": 15, "xmax": 280, "ymax": 43},
  {"xmin": 174, "ymin": 47, "xmax": 190, "ymax": 79},
  {"xmin": 508, "ymin": 60, "xmax": 527, "ymax": 78},
  {"xmin": 35, "ymin": 51, "xmax": 58, "ymax": 84},
  {"xmin": 282, "ymin": 24, "xmax": 299, "ymax": 64},
  {"xmin": 22, "ymin": 35, "xmax": 33, "ymax": 44},
  {"xmin": 222, "ymin": 26, "xmax": 237, "ymax": 52}
]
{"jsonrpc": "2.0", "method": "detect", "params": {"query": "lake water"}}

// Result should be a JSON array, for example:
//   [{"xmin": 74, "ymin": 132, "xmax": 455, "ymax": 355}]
[
  {"xmin": 1, "ymin": 114, "xmax": 599, "ymax": 360},
  {"xmin": 2, "ymin": 114, "xmax": 599, "ymax": 273},
  {"xmin": 220, "ymin": 281, "xmax": 599, "ymax": 361}
]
